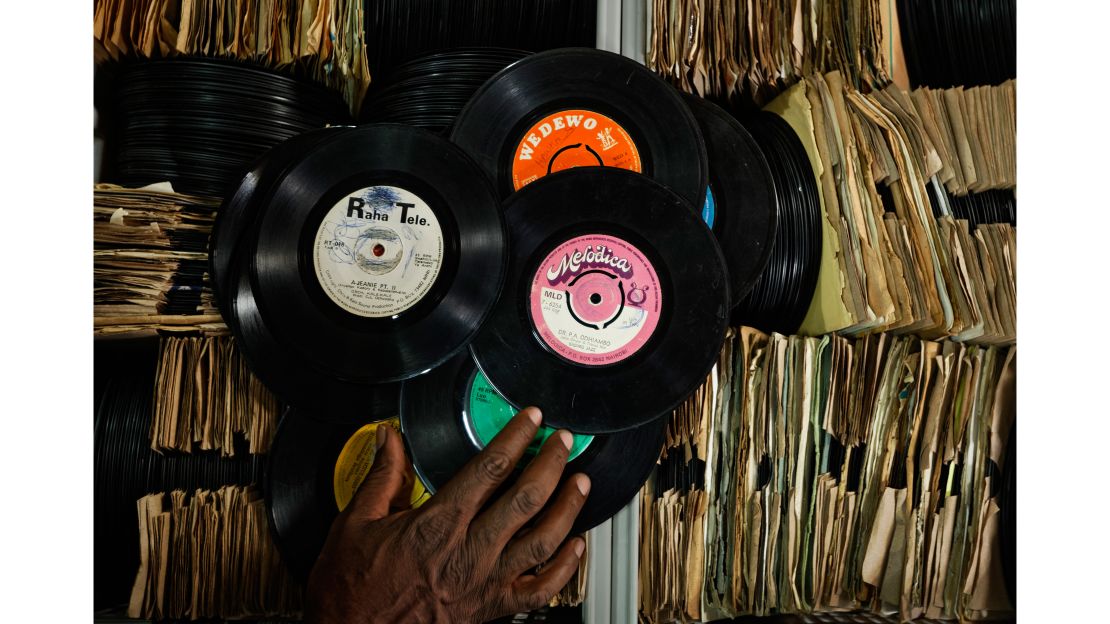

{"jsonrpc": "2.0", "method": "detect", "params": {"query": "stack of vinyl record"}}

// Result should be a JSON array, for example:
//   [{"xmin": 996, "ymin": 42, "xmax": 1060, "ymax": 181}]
[
  {"xmin": 362, "ymin": 0, "xmax": 594, "ymax": 76},
  {"xmin": 731, "ymin": 112, "xmax": 822, "ymax": 335},
  {"xmin": 106, "ymin": 57, "xmax": 352, "ymax": 197},
  {"xmin": 360, "ymin": 48, "xmax": 530, "ymax": 132},
  {"xmin": 898, "ymin": 0, "xmax": 1016, "ymax": 88},
  {"xmin": 942, "ymin": 188, "xmax": 1017, "ymax": 229}
]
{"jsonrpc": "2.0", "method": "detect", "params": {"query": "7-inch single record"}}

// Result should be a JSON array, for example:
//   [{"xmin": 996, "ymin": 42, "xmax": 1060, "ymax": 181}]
[
  {"xmin": 450, "ymin": 47, "xmax": 707, "ymax": 208},
  {"xmin": 210, "ymin": 126, "xmax": 347, "ymax": 317},
  {"xmin": 400, "ymin": 353, "xmax": 665, "ymax": 534},
  {"xmin": 267, "ymin": 408, "xmax": 430, "ymax": 580},
  {"xmin": 681, "ymin": 94, "xmax": 778, "ymax": 306},
  {"xmin": 470, "ymin": 168, "xmax": 729, "ymax": 434},
  {"xmin": 239, "ymin": 124, "xmax": 506, "ymax": 394}
]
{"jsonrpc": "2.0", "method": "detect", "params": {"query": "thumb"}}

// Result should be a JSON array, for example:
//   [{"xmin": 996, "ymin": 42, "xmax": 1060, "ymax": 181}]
[{"xmin": 345, "ymin": 425, "xmax": 408, "ymax": 522}]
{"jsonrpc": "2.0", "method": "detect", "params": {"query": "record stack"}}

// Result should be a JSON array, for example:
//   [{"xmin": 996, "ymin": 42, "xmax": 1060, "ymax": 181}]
[
  {"xmin": 638, "ymin": 329, "xmax": 1016, "ymax": 623},
  {"xmin": 731, "ymin": 112, "xmax": 822, "ymax": 335},
  {"xmin": 103, "ymin": 57, "xmax": 352, "ymax": 198},
  {"xmin": 897, "ymin": 0, "xmax": 1016, "ymax": 90},
  {"xmin": 360, "ymin": 47, "xmax": 530, "ymax": 132},
  {"xmin": 362, "ymin": 0, "xmax": 595, "ymax": 77}
]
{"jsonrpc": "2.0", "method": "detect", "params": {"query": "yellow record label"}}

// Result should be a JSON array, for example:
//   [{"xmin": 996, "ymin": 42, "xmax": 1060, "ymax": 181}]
[{"xmin": 333, "ymin": 418, "xmax": 430, "ymax": 512}]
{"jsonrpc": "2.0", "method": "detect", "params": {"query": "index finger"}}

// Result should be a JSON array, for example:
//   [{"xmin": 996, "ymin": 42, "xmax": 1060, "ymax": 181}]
[{"xmin": 429, "ymin": 406, "xmax": 543, "ymax": 517}]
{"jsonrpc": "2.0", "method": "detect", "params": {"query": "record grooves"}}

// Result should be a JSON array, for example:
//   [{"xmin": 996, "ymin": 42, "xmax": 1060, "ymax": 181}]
[
  {"xmin": 360, "ymin": 48, "xmax": 531, "ymax": 133},
  {"xmin": 211, "ymin": 126, "xmax": 347, "ymax": 318}
]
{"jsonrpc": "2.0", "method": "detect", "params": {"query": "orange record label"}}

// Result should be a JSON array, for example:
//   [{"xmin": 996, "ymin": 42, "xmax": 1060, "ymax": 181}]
[{"xmin": 511, "ymin": 109, "xmax": 642, "ymax": 190}]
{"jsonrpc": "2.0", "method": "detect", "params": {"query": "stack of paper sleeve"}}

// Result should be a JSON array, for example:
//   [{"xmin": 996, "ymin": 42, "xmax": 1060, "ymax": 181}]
[
  {"xmin": 128, "ymin": 486, "xmax": 303, "ymax": 620},
  {"xmin": 94, "ymin": 183, "xmax": 226, "ymax": 338},
  {"xmin": 647, "ymin": 0, "xmax": 891, "ymax": 106},
  {"xmin": 768, "ymin": 78, "xmax": 1015, "ymax": 342},
  {"xmin": 639, "ymin": 328, "xmax": 1015, "ymax": 623},
  {"xmin": 151, "ymin": 336, "xmax": 281, "ymax": 456}
]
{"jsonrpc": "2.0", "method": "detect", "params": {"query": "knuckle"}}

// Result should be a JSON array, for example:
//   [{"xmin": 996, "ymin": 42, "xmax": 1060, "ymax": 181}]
[
  {"xmin": 441, "ymin": 548, "xmax": 471, "ymax": 588},
  {"xmin": 527, "ymin": 536, "xmax": 556, "ymax": 565},
  {"xmin": 509, "ymin": 484, "xmax": 546, "ymax": 517},
  {"xmin": 477, "ymin": 451, "xmax": 514, "ymax": 484},
  {"xmin": 513, "ymin": 422, "xmax": 536, "ymax": 445},
  {"xmin": 407, "ymin": 510, "xmax": 456, "ymax": 547},
  {"xmin": 551, "ymin": 440, "xmax": 569, "ymax": 462}
]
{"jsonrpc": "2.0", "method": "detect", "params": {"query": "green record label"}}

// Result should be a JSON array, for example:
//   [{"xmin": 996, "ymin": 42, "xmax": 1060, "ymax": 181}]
[{"xmin": 467, "ymin": 371, "xmax": 593, "ymax": 460}]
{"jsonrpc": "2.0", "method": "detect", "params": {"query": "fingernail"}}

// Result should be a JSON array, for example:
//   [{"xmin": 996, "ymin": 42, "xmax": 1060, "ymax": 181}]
[
  {"xmin": 375, "ymin": 426, "xmax": 390, "ymax": 450},
  {"xmin": 558, "ymin": 429, "xmax": 573, "ymax": 450},
  {"xmin": 526, "ymin": 407, "xmax": 542, "ymax": 426},
  {"xmin": 573, "ymin": 538, "xmax": 585, "ymax": 557},
  {"xmin": 575, "ymin": 474, "xmax": 591, "ymax": 496}
]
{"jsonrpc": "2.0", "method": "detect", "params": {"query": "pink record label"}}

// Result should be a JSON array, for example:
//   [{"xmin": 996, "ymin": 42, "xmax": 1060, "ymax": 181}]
[{"xmin": 529, "ymin": 234, "xmax": 661, "ymax": 366}]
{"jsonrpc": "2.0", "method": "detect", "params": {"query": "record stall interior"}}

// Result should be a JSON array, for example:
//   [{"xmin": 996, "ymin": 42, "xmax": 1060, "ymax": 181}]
[{"xmin": 92, "ymin": 1, "xmax": 1015, "ymax": 623}]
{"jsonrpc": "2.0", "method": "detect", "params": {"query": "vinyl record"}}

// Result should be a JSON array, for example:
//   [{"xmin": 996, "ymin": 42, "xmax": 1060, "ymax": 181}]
[
  {"xmin": 266, "ymin": 408, "xmax": 431, "ymax": 580},
  {"xmin": 470, "ymin": 168, "xmax": 729, "ymax": 433},
  {"xmin": 400, "ymin": 353, "xmax": 665, "ymax": 534},
  {"xmin": 732, "ymin": 112, "xmax": 822, "ymax": 334},
  {"xmin": 210, "ymin": 126, "xmax": 348, "ymax": 317},
  {"xmin": 681, "ymin": 94, "xmax": 778, "ymax": 307},
  {"xmin": 450, "ymin": 47, "xmax": 708, "ymax": 208},
  {"xmin": 233, "ymin": 124, "xmax": 506, "ymax": 406}
]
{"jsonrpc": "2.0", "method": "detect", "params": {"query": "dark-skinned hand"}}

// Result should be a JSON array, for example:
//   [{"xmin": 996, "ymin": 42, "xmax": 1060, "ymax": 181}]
[{"xmin": 305, "ymin": 407, "xmax": 591, "ymax": 623}]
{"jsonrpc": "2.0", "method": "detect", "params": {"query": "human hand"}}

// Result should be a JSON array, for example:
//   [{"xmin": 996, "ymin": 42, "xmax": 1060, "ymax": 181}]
[{"xmin": 305, "ymin": 407, "xmax": 591, "ymax": 624}]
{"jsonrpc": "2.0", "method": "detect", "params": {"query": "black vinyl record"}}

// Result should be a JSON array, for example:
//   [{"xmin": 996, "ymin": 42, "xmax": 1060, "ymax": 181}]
[
  {"xmin": 266, "ymin": 408, "xmax": 430, "ymax": 580},
  {"xmin": 449, "ymin": 47, "xmax": 708, "ymax": 208},
  {"xmin": 681, "ymin": 94, "xmax": 778, "ymax": 307},
  {"xmin": 399, "ymin": 353, "xmax": 665, "ymax": 534},
  {"xmin": 360, "ymin": 47, "xmax": 531, "ymax": 133},
  {"xmin": 470, "ymin": 168, "xmax": 729, "ymax": 434},
  {"xmin": 732, "ymin": 112, "xmax": 822, "ymax": 334},
  {"xmin": 233, "ymin": 125, "xmax": 506, "ymax": 410},
  {"xmin": 210, "ymin": 126, "xmax": 348, "ymax": 317}
]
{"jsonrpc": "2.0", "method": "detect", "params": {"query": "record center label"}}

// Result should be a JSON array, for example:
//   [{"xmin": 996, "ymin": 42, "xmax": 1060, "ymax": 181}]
[
  {"xmin": 333, "ymin": 418, "xmax": 430, "ymax": 512},
  {"xmin": 314, "ymin": 186, "xmax": 444, "ymax": 318},
  {"xmin": 512, "ymin": 109, "xmax": 642, "ymax": 190},
  {"xmin": 530, "ymin": 234, "xmax": 661, "ymax": 366},
  {"xmin": 466, "ymin": 370, "xmax": 593, "ymax": 460},
  {"xmin": 702, "ymin": 185, "xmax": 717, "ymax": 228}
]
